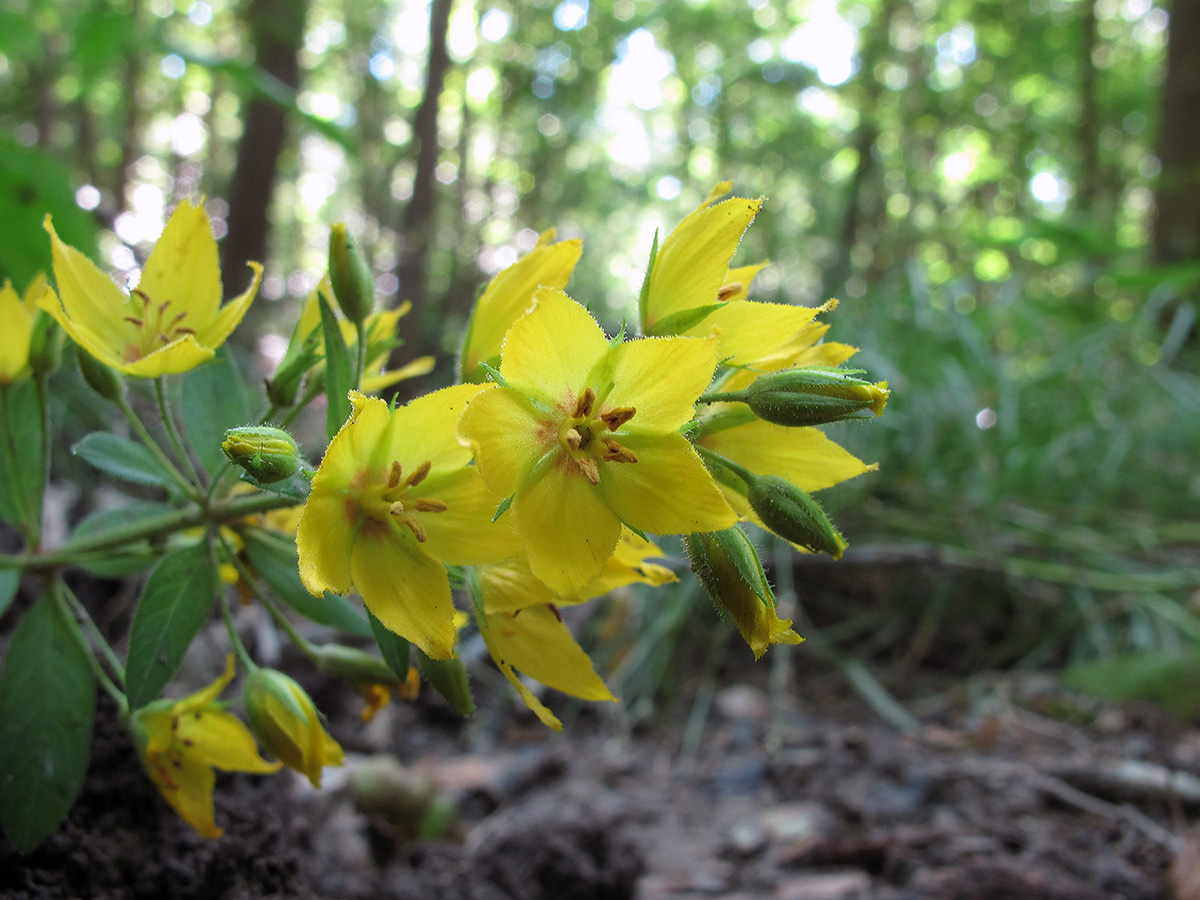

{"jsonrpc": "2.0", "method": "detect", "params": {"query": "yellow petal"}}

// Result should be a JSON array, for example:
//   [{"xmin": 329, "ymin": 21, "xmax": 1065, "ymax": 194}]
[
  {"xmin": 699, "ymin": 419, "xmax": 875, "ymax": 492},
  {"xmin": 310, "ymin": 390, "xmax": 391, "ymax": 491},
  {"xmin": 720, "ymin": 262, "xmax": 769, "ymax": 301},
  {"xmin": 500, "ymin": 288, "xmax": 608, "ymax": 409},
  {"xmin": 42, "ymin": 218, "xmax": 133, "ymax": 358},
  {"xmin": 362, "ymin": 354, "xmax": 436, "ymax": 393},
  {"xmin": 349, "ymin": 524, "xmax": 457, "ymax": 659},
  {"xmin": 477, "ymin": 557, "xmax": 560, "ymax": 613},
  {"xmin": 180, "ymin": 707, "xmax": 281, "ymax": 774},
  {"xmin": 179, "ymin": 654, "xmax": 239, "ymax": 709},
  {"xmin": 603, "ymin": 334, "xmax": 719, "ymax": 432},
  {"xmin": 646, "ymin": 196, "xmax": 763, "ymax": 328},
  {"xmin": 694, "ymin": 300, "xmax": 820, "ymax": 366},
  {"xmin": 584, "ymin": 529, "xmax": 678, "ymax": 599},
  {"xmin": 195, "ymin": 260, "xmax": 263, "ymax": 350},
  {"xmin": 598, "ymin": 432, "xmax": 737, "ymax": 535},
  {"xmin": 482, "ymin": 605, "xmax": 616, "ymax": 702},
  {"xmin": 463, "ymin": 231, "xmax": 583, "ymax": 377},
  {"xmin": 147, "ymin": 749, "xmax": 223, "ymax": 839},
  {"xmin": 0, "ymin": 280, "xmax": 33, "ymax": 383},
  {"xmin": 384, "ymin": 383, "xmax": 483, "ymax": 477},
  {"xmin": 458, "ymin": 384, "xmax": 554, "ymax": 497},
  {"xmin": 515, "ymin": 462, "xmax": 623, "ymax": 596},
  {"xmin": 137, "ymin": 199, "xmax": 222, "ymax": 324},
  {"xmin": 418, "ymin": 466, "xmax": 522, "ymax": 565},
  {"xmin": 296, "ymin": 486, "xmax": 358, "ymax": 595},
  {"xmin": 116, "ymin": 334, "xmax": 215, "ymax": 378}
]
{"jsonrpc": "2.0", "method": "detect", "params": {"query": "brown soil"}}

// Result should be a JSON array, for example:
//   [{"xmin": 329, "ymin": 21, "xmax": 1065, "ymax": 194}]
[{"xmin": 0, "ymin": 655, "xmax": 1187, "ymax": 900}]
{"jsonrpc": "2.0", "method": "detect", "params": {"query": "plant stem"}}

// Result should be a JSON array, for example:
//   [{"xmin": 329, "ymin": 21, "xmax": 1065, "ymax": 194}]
[
  {"xmin": 1, "ymin": 490, "xmax": 298, "ymax": 570},
  {"xmin": 51, "ymin": 576, "xmax": 127, "ymax": 713},
  {"xmin": 155, "ymin": 376, "xmax": 204, "ymax": 487},
  {"xmin": 115, "ymin": 393, "xmax": 200, "ymax": 501},
  {"xmin": 60, "ymin": 581, "xmax": 126, "ymax": 690}
]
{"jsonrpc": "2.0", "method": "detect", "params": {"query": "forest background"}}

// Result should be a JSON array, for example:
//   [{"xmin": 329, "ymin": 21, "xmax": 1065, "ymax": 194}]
[{"xmin": 2, "ymin": 0, "xmax": 1199, "ymax": 712}]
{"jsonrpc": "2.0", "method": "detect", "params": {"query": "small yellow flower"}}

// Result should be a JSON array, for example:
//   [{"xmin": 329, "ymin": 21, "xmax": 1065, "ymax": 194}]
[
  {"xmin": 475, "ymin": 603, "xmax": 617, "ymax": 730},
  {"xmin": 243, "ymin": 668, "xmax": 344, "ymax": 788},
  {"xmin": 461, "ymin": 228, "xmax": 582, "ymax": 381},
  {"xmin": 459, "ymin": 288, "xmax": 736, "ymax": 596},
  {"xmin": 297, "ymin": 385, "xmax": 519, "ymax": 659},
  {"xmin": 642, "ymin": 183, "xmax": 819, "ymax": 365},
  {"xmin": 0, "ymin": 274, "xmax": 46, "ymax": 384},
  {"xmin": 40, "ymin": 200, "xmax": 262, "ymax": 377},
  {"xmin": 477, "ymin": 529, "xmax": 677, "ymax": 615},
  {"xmin": 133, "ymin": 656, "xmax": 282, "ymax": 839}
]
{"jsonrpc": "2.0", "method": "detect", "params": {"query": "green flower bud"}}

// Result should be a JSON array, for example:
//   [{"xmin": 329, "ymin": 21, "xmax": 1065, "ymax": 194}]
[
  {"xmin": 265, "ymin": 331, "xmax": 322, "ymax": 409},
  {"xmin": 313, "ymin": 643, "xmax": 403, "ymax": 687},
  {"xmin": 417, "ymin": 648, "xmax": 475, "ymax": 717},
  {"xmin": 685, "ymin": 526, "xmax": 802, "ymax": 659},
  {"xmin": 243, "ymin": 667, "xmax": 344, "ymax": 788},
  {"xmin": 328, "ymin": 223, "xmax": 374, "ymax": 325},
  {"xmin": 742, "ymin": 368, "xmax": 889, "ymax": 427},
  {"xmin": 221, "ymin": 426, "xmax": 303, "ymax": 483},
  {"xmin": 745, "ymin": 474, "xmax": 847, "ymax": 558},
  {"xmin": 27, "ymin": 311, "xmax": 62, "ymax": 379},
  {"xmin": 76, "ymin": 348, "xmax": 125, "ymax": 402}
]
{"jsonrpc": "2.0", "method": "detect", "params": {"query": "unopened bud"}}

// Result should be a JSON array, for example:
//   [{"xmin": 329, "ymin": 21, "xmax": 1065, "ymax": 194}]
[
  {"xmin": 685, "ymin": 526, "xmax": 802, "ymax": 659},
  {"xmin": 243, "ymin": 667, "xmax": 344, "ymax": 788},
  {"xmin": 417, "ymin": 649, "xmax": 475, "ymax": 717},
  {"xmin": 745, "ymin": 474, "xmax": 847, "ymax": 558},
  {"xmin": 266, "ymin": 331, "xmax": 322, "ymax": 408},
  {"xmin": 76, "ymin": 348, "xmax": 125, "ymax": 402},
  {"xmin": 27, "ymin": 311, "xmax": 62, "ymax": 378},
  {"xmin": 328, "ymin": 223, "xmax": 374, "ymax": 325},
  {"xmin": 221, "ymin": 426, "xmax": 303, "ymax": 483},
  {"xmin": 314, "ymin": 643, "xmax": 403, "ymax": 687},
  {"xmin": 742, "ymin": 368, "xmax": 889, "ymax": 427}
]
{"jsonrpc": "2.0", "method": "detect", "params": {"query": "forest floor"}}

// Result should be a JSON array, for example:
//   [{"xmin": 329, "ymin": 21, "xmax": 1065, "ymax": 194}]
[{"xmin": 1, "ymin": 642, "xmax": 1195, "ymax": 900}]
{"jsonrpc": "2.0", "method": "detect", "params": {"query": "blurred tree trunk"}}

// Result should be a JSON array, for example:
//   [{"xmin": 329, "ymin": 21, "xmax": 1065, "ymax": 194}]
[
  {"xmin": 1153, "ymin": 0, "xmax": 1200, "ymax": 267},
  {"xmin": 395, "ymin": 0, "xmax": 453, "ymax": 306},
  {"xmin": 220, "ymin": 0, "xmax": 309, "ymax": 296},
  {"xmin": 1077, "ymin": 0, "xmax": 1100, "ymax": 216}
]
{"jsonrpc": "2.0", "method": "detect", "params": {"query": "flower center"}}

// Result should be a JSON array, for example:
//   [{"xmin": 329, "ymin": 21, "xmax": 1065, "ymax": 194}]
[
  {"xmin": 360, "ymin": 458, "xmax": 448, "ymax": 542},
  {"xmin": 556, "ymin": 387, "xmax": 639, "ymax": 485},
  {"xmin": 122, "ymin": 289, "xmax": 199, "ymax": 362}
]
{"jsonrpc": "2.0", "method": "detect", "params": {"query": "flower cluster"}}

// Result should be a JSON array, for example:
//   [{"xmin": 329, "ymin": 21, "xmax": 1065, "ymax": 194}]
[{"xmin": 1, "ymin": 181, "xmax": 885, "ymax": 845}]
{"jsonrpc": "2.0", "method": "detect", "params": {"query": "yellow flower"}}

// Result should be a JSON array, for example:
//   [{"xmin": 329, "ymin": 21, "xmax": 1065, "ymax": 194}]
[
  {"xmin": 477, "ymin": 529, "xmax": 677, "ymax": 615},
  {"xmin": 475, "ymin": 603, "xmax": 617, "ymax": 730},
  {"xmin": 243, "ymin": 668, "xmax": 344, "ymax": 788},
  {"xmin": 287, "ymin": 282, "xmax": 435, "ymax": 398},
  {"xmin": 297, "ymin": 385, "xmax": 519, "ymax": 659},
  {"xmin": 461, "ymin": 228, "xmax": 582, "ymax": 382},
  {"xmin": 133, "ymin": 656, "xmax": 282, "ymax": 839},
  {"xmin": 0, "ymin": 274, "xmax": 44, "ymax": 384},
  {"xmin": 641, "ymin": 183, "xmax": 819, "ymax": 365},
  {"xmin": 459, "ymin": 288, "xmax": 736, "ymax": 596},
  {"xmin": 39, "ymin": 201, "xmax": 261, "ymax": 377}
]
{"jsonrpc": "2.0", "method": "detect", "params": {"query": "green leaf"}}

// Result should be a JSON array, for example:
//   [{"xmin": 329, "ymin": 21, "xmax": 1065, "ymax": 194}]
[
  {"xmin": 636, "ymin": 227, "xmax": 659, "ymax": 332},
  {"xmin": 181, "ymin": 345, "xmax": 252, "ymax": 477},
  {"xmin": 235, "ymin": 470, "xmax": 312, "ymax": 504},
  {"xmin": 367, "ymin": 608, "xmax": 413, "ymax": 681},
  {"xmin": 0, "ymin": 592, "xmax": 96, "ymax": 853},
  {"xmin": 318, "ymin": 292, "xmax": 353, "ymax": 440},
  {"xmin": 645, "ymin": 303, "xmax": 723, "ymax": 337},
  {"xmin": 71, "ymin": 432, "xmax": 174, "ymax": 488},
  {"xmin": 125, "ymin": 543, "xmax": 218, "ymax": 710},
  {"xmin": 417, "ymin": 649, "xmax": 475, "ymax": 717},
  {"xmin": 0, "ymin": 381, "xmax": 44, "ymax": 531},
  {"xmin": 1063, "ymin": 651, "xmax": 1200, "ymax": 719},
  {"xmin": 0, "ymin": 138, "xmax": 97, "ymax": 290},
  {"xmin": 68, "ymin": 501, "xmax": 173, "ymax": 577},
  {"xmin": 0, "ymin": 568, "xmax": 19, "ymax": 620},
  {"xmin": 241, "ymin": 530, "xmax": 370, "ymax": 637}
]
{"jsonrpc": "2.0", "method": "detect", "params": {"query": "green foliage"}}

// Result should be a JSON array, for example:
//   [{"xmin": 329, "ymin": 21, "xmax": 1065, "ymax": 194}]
[
  {"xmin": 0, "ymin": 382, "xmax": 44, "ymax": 531},
  {"xmin": 182, "ymin": 346, "xmax": 253, "ymax": 478},
  {"xmin": 72, "ymin": 432, "xmax": 177, "ymax": 488},
  {"xmin": 0, "ymin": 593, "xmax": 95, "ymax": 853},
  {"xmin": 124, "ymin": 543, "xmax": 218, "ymax": 710}
]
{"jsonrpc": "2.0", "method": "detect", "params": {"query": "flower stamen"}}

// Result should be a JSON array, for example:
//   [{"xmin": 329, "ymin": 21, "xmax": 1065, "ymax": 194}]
[{"xmin": 600, "ymin": 406, "xmax": 636, "ymax": 430}]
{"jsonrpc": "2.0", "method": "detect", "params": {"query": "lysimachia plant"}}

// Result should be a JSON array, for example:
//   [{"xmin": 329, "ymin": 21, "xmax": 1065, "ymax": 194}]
[{"xmin": 0, "ymin": 181, "xmax": 887, "ymax": 849}]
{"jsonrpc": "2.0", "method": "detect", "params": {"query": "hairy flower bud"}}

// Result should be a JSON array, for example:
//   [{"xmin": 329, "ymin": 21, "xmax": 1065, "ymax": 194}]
[
  {"xmin": 742, "ymin": 368, "xmax": 889, "ymax": 427},
  {"xmin": 221, "ymin": 426, "xmax": 303, "ymax": 483},
  {"xmin": 745, "ymin": 474, "xmax": 847, "ymax": 558},
  {"xmin": 243, "ymin": 667, "xmax": 344, "ymax": 788},
  {"xmin": 328, "ymin": 223, "xmax": 374, "ymax": 325},
  {"xmin": 685, "ymin": 526, "xmax": 802, "ymax": 659},
  {"xmin": 76, "ymin": 348, "xmax": 126, "ymax": 403}
]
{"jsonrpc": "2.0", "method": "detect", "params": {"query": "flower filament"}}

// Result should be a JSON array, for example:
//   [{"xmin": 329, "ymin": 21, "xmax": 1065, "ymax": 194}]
[
  {"xmin": 123, "ymin": 288, "xmax": 198, "ymax": 362},
  {"xmin": 360, "ymin": 458, "xmax": 447, "ymax": 542},
  {"xmin": 556, "ymin": 386, "xmax": 639, "ymax": 485}
]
